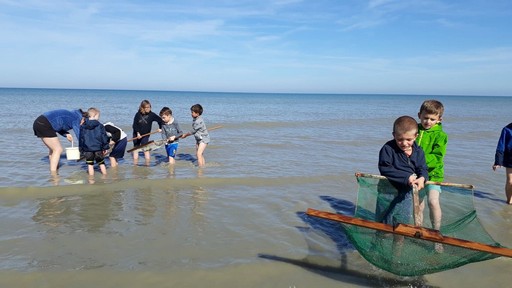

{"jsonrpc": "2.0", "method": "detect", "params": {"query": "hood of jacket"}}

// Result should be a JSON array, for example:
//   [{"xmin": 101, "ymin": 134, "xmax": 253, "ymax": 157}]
[{"xmin": 82, "ymin": 118, "xmax": 102, "ymax": 130}]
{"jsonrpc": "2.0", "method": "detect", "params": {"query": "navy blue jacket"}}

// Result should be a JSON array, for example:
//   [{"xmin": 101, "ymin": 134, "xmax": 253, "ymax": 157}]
[
  {"xmin": 495, "ymin": 123, "xmax": 512, "ymax": 168},
  {"xmin": 79, "ymin": 119, "xmax": 110, "ymax": 152},
  {"xmin": 378, "ymin": 140, "xmax": 429, "ymax": 193}
]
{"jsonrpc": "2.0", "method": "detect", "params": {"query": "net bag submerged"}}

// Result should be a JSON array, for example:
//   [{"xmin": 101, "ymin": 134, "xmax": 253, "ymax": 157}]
[{"xmin": 341, "ymin": 174, "xmax": 502, "ymax": 276}]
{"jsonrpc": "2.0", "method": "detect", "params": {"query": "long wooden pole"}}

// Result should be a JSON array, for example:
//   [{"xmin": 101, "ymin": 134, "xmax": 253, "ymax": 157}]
[
  {"xmin": 180, "ymin": 125, "xmax": 223, "ymax": 139},
  {"xmin": 306, "ymin": 208, "xmax": 512, "ymax": 258},
  {"xmin": 413, "ymin": 186, "xmax": 421, "ymax": 226},
  {"xmin": 355, "ymin": 172, "xmax": 475, "ymax": 189},
  {"xmin": 127, "ymin": 130, "xmax": 160, "ymax": 142},
  {"xmin": 128, "ymin": 125, "xmax": 224, "ymax": 153}
]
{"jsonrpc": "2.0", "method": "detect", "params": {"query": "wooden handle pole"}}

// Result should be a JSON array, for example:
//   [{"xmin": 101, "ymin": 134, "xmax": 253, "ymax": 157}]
[
  {"xmin": 355, "ymin": 172, "xmax": 475, "ymax": 189},
  {"xmin": 306, "ymin": 208, "xmax": 512, "ymax": 258},
  {"xmin": 127, "ymin": 130, "xmax": 160, "ymax": 142}
]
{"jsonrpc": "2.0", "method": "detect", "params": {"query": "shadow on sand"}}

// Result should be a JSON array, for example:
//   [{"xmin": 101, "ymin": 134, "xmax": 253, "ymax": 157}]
[
  {"xmin": 258, "ymin": 195, "xmax": 437, "ymax": 287},
  {"xmin": 473, "ymin": 189, "xmax": 507, "ymax": 204}
]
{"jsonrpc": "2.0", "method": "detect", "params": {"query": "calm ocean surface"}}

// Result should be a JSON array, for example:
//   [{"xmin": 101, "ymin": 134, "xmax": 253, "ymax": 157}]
[{"xmin": 0, "ymin": 88, "xmax": 511, "ymax": 287}]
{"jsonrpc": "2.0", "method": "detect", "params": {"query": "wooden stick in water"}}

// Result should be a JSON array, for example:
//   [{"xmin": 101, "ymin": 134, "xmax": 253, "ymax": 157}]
[
  {"xmin": 306, "ymin": 208, "xmax": 512, "ymax": 258},
  {"xmin": 180, "ymin": 125, "xmax": 223, "ymax": 139},
  {"xmin": 127, "ymin": 130, "xmax": 160, "ymax": 142},
  {"xmin": 355, "ymin": 172, "xmax": 475, "ymax": 189}
]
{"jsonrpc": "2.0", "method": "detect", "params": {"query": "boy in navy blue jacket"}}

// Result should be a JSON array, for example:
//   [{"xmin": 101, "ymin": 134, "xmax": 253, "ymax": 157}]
[
  {"xmin": 79, "ymin": 107, "xmax": 110, "ymax": 176},
  {"xmin": 377, "ymin": 115, "xmax": 429, "ymax": 225}
]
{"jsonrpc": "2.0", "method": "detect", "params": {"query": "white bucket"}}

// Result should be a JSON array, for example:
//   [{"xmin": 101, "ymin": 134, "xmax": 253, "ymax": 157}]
[{"xmin": 66, "ymin": 141, "xmax": 80, "ymax": 160}]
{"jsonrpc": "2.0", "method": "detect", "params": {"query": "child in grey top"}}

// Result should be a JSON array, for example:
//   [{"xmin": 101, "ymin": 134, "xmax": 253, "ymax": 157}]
[
  {"xmin": 182, "ymin": 104, "xmax": 210, "ymax": 167},
  {"xmin": 159, "ymin": 107, "xmax": 183, "ymax": 164}
]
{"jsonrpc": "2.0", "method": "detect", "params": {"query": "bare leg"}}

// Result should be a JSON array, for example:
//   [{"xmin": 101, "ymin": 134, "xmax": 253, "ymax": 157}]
[
  {"xmin": 428, "ymin": 189, "xmax": 442, "ymax": 230},
  {"xmin": 99, "ymin": 164, "xmax": 107, "ymax": 175},
  {"xmin": 50, "ymin": 171, "xmax": 60, "ymax": 185},
  {"xmin": 196, "ymin": 142, "xmax": 207, "ymax": 167},
  {"xmin": 168, "ymin": 156, "xmax": 175, "ymax": 165},
  {"xmin": 168, "ymin": 164, "xmax": 175, "ymax": 177},
  {"xmin": 416, "ymin": 199, "xmax": 425, "ymax": 226},
  {"xmin": 88, "ymin": 164, "xmax": 95, "ymax": 176},
  {"xmin": 143, "ymin": 151, "xmax": 151, "ymax": 166},
  {"xmin": 132, "ymin": 151, "xmax": 139, "ymax": 165},
  {"xmin": 428, "ymin": 189, "xmax": 443, "ymax": 252},
  {"xmin": 506, "ymin": 168, "xmax": 512, "ymax": 204},
  {"xmin": 109, "ymin": 157, "xmax": 118, "ymax": 167},
  {"xmin": 41, "ymin": 137, "xmax": 64, "ymax": 172},
  {"xmin": 391, "ymin": 235, "xmax": 405, "ymax": 268}
]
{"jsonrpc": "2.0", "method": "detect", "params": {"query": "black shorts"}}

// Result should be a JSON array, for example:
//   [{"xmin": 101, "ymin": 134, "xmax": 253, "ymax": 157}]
[
  {"xmin": 84, "ymin": 151, "xmax": 105, "ymax": 165},
  {"xmin": 33, "ymin": 115, "xmax": 57, "ymax": 138}
]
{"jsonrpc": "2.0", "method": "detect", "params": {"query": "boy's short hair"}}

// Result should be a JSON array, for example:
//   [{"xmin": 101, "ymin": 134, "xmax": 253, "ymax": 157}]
[
  {"xmin": 419, "ymin": 100, "xmax": 444, "ymax": 117},
  {"xmin": 393, "ymin": 115, "xmax": 418, "ymax": 135},
  {"xmin": 191, "ymin": 104, "xmax": 203, "ymax": 115},
  {"xmin": 159, "ymin": 106, "xmax": 172, "ymax": 117},
  {"xmin": 87, "ymin": 107, "xmax": 100, "ymax": 118}
]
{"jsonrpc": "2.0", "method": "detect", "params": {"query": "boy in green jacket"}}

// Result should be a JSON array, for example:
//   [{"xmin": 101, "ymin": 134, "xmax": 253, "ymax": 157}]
[{"xmin": 416, "ymin": 100, "xmax": 448, "ymax": 251}]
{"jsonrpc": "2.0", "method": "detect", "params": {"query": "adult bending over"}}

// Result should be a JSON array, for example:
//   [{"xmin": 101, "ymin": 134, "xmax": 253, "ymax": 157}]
[{"xmin": 33, "ymin": 109, "xmax": 87, "ymax": 173}]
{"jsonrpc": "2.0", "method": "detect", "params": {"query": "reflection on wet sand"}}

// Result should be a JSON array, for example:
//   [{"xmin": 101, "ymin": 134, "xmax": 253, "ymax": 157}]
[
  {"xmin": 134, "ymin": 186, "xmax": 157, "ymax": 225},
  {"xmin": 32, "ymin": 192, "xmax": 119, "ymax": 233},
  {"xmin": 191, "ymin": 186, "xmax": 208, "ymax": 229}
]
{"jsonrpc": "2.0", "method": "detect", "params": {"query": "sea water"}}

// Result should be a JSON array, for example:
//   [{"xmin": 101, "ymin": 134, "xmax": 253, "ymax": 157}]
[{"xmin": 0, "ymin": 88, "xmax": 511, "ymax": 287}]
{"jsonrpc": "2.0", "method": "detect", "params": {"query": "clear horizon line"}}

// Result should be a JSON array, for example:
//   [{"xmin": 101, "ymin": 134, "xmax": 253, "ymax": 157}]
[{"xmin": 0, "ymin": 86, "xmax": 510, "ymax": 98}]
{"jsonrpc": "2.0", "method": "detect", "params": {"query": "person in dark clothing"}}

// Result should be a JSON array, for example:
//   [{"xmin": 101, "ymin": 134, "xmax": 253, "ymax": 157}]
[
  {"xmin": 493, "ymin": 122, "xmax": 512, "ymax": 204},
  {"xmin": 376, "ymin": 115, "xmax": 429, "ymax": 258},
  {"xmin": 33, "ymin": 108, "xmax": 87, "ymax": 173},
  {"xmin": 79, "ymin": 108, "xmax": 110, "ymax": 176},
  {"xmin": 104, "ymin": 122, "xmax": 127, "ymax": 167},
  {"xmin": 377, "ymin": 115, "xmax": 429, "ymax": 225},
  {"xmin": 132, "ymin": 100, "xmax": 162, "ymax": 166}
]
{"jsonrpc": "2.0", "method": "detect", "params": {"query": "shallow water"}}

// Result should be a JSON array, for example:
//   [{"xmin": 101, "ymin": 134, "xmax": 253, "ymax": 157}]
[{"xmin": 1, "ymin": 88, "xmax": 511, "ymax": 287}]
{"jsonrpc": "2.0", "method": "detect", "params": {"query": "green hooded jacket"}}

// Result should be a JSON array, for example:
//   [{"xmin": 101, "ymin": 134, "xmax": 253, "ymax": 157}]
[{"xmin": 416, "ymin": 123, "xmax": 448, "ymax": 182}]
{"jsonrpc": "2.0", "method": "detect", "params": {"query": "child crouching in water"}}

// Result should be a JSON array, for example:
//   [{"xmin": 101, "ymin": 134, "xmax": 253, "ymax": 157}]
[{"xmin": 159, "ymin": 107, "xmax": 183, "ymax": 165}]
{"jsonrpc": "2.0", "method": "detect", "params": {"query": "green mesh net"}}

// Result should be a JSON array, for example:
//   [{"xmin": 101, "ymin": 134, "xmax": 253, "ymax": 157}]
[{"xmin": 342, "ymin": 174, "xmax": 501, "ymax": 276}]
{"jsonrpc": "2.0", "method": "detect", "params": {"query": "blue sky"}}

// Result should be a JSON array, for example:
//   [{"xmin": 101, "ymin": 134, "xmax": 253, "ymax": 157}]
[{"xmin": 1, "ymin": 0, "xmax": 511, "ymax": 96}]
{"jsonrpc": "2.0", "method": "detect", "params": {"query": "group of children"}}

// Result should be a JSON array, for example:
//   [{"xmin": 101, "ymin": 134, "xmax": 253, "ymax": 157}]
[
  {"xmin": 34, "ymin": 97, "xmax": 512, "ymax": 211},
  {"xmin": 33, "ymin": 100, "xmax": 211, "ymax": 177},
  {"xmin": 377, "ymin": 101, "xmax": 447, "ymax": 229},
  {"xmin": 377, "ymin": 100, "xmax": 447, "ymax": 252},
  {"xmin": 378, "ymin": 98, "xmax": 512, "ymax": 253}
]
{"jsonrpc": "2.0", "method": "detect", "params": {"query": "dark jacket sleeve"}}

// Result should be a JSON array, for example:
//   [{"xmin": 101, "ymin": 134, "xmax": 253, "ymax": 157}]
[
  {"xmin": 378, "ymin": 142, "xmax": 411, "ymax": 187},
  {"xmin": 132, "ymin": 112, "xmax": 141, "ymax": 134},
  {"xmin": 495, "ymin": 126, "xmax": 509, "ymax": 166},
  {"xmin": 150, "ymin": 112, "xmax": 163, "ymax": 128},
  {"xmin": 78, "ymin": 125, "xmax": 86, "ymax": 152},
  {"xmin": 413, "ymin": 147, "xmax": 429, "ymax": 182},
  {"xmin": 99, "ymin": 125, "xmax": 110, "ymax": 151}
]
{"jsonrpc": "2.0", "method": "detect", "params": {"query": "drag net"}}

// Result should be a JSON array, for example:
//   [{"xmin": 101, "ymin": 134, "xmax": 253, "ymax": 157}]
[{"xmin": 342, "ymin": 174, "xmax": 501, "ymax": 276}]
